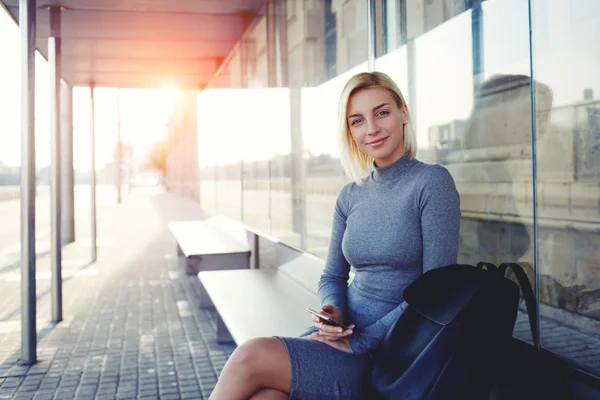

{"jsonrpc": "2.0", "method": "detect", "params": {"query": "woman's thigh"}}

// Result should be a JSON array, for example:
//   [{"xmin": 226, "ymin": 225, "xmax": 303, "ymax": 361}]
[
  {"xmin": 278, "ymin": 336, "xmax": 372, "ymax": 399},
  {"xmin": 249, "ymin": 388, "xmax": 288, "ymax": 400},
  {"xmin": 231, "ymin": 337, "xmax": 292, "ymax": 393}
]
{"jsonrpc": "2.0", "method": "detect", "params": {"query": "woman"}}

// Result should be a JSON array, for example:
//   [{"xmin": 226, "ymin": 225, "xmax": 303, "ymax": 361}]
[{"xmin": 209, "ymin": 72, "xmax": 461, "ymax": 399}]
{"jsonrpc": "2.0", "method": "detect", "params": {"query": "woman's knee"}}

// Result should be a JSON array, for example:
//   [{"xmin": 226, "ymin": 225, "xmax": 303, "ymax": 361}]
[
  {"xmin": 226, "ymin": 338, "xmax": 273, "ymax": 379},
  {"xmin": 225, "ymin": 337, "xmax": 291, "ymax": 391}
]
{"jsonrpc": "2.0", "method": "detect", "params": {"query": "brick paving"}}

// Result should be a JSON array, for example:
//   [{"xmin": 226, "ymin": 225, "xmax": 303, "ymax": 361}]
[
  {"xmin": 0, "ymin": 190, "xmax": 236, "ymax": 400},
  {"xmin": 1, "ymin": 188, "xmax": 599, "ymax": 399}
]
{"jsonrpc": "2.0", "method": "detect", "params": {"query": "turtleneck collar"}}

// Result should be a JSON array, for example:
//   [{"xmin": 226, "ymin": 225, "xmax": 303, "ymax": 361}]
[{"xmin": 371, "ymin": 152, "xmax": 416, "ymax": 182}]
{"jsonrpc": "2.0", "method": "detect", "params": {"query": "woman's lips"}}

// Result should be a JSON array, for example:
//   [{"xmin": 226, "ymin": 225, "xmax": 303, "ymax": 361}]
[{"xmin": 368, "ymin": 137, "xmax": 388, "ymax": 147}]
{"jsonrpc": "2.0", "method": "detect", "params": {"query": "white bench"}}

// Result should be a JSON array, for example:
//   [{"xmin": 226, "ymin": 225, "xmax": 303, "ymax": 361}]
[
  {"xmin": 169, "ymin": 216, "xmax": 251, "ymax": 272},
  {"xmin": 169, "ymin": 216, "xmax": 251, "ymax": 307},
  {"xmin": 198, "ymin": 253, "xmax": 325, "ymax": 344}
]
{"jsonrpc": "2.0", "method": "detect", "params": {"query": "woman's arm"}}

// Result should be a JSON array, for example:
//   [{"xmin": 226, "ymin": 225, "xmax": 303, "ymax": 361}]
[
  {"xmin": 318, "ymin": 184, "xmax": 353, "ymax": 320},
  {"xmin": 348, "ymin": 166, "xmax": 461, "ymax": 354},
  {"xmin": 420, "ymin": 165, "xmax": 461, "ymax": 272}
]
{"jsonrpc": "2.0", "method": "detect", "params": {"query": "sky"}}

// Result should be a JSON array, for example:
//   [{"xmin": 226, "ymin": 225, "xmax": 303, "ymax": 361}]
[{"xmin": 0, "ymin": 7, "xmax": 179, "ymax": 171}]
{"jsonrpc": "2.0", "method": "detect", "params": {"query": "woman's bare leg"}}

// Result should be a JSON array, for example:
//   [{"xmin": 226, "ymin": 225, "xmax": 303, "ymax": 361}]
[
  {"xmin": 249, "ymin": 388, "xmax": 289, "ymax": 400},
  {"xmin": 209, "ymin": 337, "xmax": 291, "ymax": 400}
]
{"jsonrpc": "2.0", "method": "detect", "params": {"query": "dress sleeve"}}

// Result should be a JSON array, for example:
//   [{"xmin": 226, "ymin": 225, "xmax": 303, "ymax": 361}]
[
  {"xmin": 348, "ymin": 166, "xmax": 461, "ymax": 354},
  {"xmin": 419, "ymin": 165, "xmax": 461, "ymax": 272},
  {"xmin": 318, "ymin": 184, "xmax": 352, "ymax": 320}
]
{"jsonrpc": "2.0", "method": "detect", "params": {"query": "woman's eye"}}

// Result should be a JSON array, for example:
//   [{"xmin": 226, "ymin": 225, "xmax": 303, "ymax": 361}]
[
  {"xmin": 377, "ymin": 110, "xmax": 390, "ymax": 117},
  {"xmin": 350, "ymin": 119, "xmax": 362, "ymax": 126}
]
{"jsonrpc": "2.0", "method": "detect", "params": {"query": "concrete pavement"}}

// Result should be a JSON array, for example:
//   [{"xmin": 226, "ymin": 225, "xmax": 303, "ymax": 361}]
[
  {"xmin": 4, "ymin": 186, "xmax": 598, "ymax": 399},
  {"xmin": 0, "ymin": 189, "xmax": 236, "ymax": 399}
]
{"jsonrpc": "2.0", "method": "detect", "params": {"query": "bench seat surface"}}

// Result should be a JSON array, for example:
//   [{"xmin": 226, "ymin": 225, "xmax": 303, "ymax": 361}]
[
  {"xmin": 199, "ymin": 268, "xmax": 321, "ymax": 344},
  {"xmin": 169, "ymin": 219, "xmax": 250, "ymax": 257}
]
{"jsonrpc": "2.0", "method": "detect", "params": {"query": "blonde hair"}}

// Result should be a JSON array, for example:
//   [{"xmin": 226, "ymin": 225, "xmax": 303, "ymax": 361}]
[{"xmin": 338, "ymin": 72, "xmax": 417, "ymax": 184}]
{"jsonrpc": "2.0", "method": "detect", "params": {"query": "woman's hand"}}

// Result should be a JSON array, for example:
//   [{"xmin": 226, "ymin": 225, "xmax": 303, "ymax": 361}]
[
  {"xmin": 318, "ymin": 304, "xmax": 344, "ymax": 323},
  {"xmin": 311, "ymin": 304, "xmax": 354, "ymax": 342},
  {"xmin": 309, "ymin": 333, "xmax": 354, "ymax": 354}
]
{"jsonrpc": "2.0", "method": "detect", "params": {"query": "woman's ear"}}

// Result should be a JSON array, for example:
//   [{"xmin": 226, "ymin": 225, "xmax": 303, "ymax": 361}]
[{"xmin": 401, "ymin": 104, "xmax": 409, "ymax": 124}]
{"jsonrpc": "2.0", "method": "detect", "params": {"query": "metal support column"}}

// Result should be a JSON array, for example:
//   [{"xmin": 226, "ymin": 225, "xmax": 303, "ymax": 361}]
[
  {"xmin": 289, "ymin": 87, "xmax": 307, "ymax": 249},
  {"xmin": 116, "ymin": 88, "xmax": 122, "ymax": 204},
  {"xmin": 49, "ymin": 6, "xmax": 63, "ymax": 323},
  {"xmin": 471, "ymin": 0, "xmax": 484, "ymax": 95},
  {"xmin": 60, "ymin": 82, "xmax": 74, "ymax": 245},
  {"xmin": 90, "ymin": 85, "xmax": 97, "ymax": 262},
  {"xmin": 266, "ymin": 0, "xmax": 277, "ymax": 87},
  {"xmin": 20, "ymin": 0, "xmax": 37, "ymax": 365},
  {"xmin": 407, "ymin": 39, "xmax": 417, "ymax": 135},
  {"xmin": 367, "ymin": 0, "xmax": 376, "ymax": 71}
]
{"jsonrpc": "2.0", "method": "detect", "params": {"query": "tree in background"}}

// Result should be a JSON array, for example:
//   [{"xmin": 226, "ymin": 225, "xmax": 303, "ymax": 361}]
[{"xmin": 143, "ymin": 140, "xmax": 167, "ymax": 185}]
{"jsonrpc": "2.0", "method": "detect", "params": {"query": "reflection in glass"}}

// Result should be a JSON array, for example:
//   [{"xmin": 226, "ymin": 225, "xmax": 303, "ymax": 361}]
[
  {"xmin": 532, "ymin": 0, "xmax": 600, "ymax": 376},
  {"xmin": 331, "ymin": 0, "xmax": 368, "ymax": 76},
  {"xmin": 377, "ymin": 0, "xmax": 540, "ymax": 350},
  {"xmin": 192, "ymin": 0, "xmax": 600, "ymax": 382}
]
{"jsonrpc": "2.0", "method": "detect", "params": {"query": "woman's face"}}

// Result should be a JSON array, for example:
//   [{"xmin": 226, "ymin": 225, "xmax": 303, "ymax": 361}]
[{"xmin": 347, "ymin": 87, "xmax": 408, "ymax": 168}]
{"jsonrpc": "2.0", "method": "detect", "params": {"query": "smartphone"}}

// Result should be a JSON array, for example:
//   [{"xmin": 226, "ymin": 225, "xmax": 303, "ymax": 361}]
[{"xmin": 306, "ymin": 307, "xmax": 350, "ymax": 330}]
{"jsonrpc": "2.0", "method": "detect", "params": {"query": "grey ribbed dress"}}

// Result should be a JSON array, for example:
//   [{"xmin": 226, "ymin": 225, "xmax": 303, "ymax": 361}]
[{"xmin": 276, "ymin": 153, "xmax": 461, "ymax": 399}]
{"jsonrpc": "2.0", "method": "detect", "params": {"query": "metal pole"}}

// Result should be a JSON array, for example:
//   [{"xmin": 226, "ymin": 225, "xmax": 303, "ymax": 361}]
[
  {"xmin": 60, "ymin": 82, "xmax": 75, "ymax": 245},
  {"xmin": 471, "ymin": 0, "xmax": 484, "ymax": 95},
  {"xmin": 90, "ymin": 85, "xmax": 97, "ymax": 262},
  {"xmin": 367, "ymin": 0, "xmax": 376, "ymax": 72},
  {"xmin": 266, "ymin": 0, "xmax": 277, "ymax": 87},
  {"xmin": 116, "ymin": 88, "xmax": 122, "ymax": 204},
  {"xmin": 49, "ymin": 6, "xmax": 62, "ymax": 323},
  {"xmin": 526, "ymin": 0, "xmax": 540, "ymax": 352},
  {"xmin": 240, "ymin": 160, "xmax": 244, "ymax": 221},
  {"xmin": 20, "ymin": 0, "xmax": 37, "ymax": 365},
  {"xmin": 128, "ymin": 147, "xmax": 133, "ymax": 195},
  {"xmin": 407, "ymin": 39, "xmax": 417, "ymax": 134},
  {"xmin": 252, "ymin": 234, "xmax": 260, "ymax": 270}
]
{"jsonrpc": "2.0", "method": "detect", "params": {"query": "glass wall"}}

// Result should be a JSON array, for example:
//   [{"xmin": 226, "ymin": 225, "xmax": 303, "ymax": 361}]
[
  {"xmin": 530, "ymin": 0, "xmax": 600, "ymax": 374},
  {"xmin": 195, "ymin": 0, "xmax": 600, "ymax": 378}
]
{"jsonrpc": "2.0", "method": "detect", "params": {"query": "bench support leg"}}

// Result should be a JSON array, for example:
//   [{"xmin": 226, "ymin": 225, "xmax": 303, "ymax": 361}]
[
  {"xmin": 186, "ymin": 257, "xmax": 200, "ymax": 275},
  {"xmin": 251, "ymin": 233, "xmax": 260, "ymax": 269},
  {"xmin": 217, "ymin": 314, "xmax": 234, "ymax": 343},
  {"xmin": 198, "ymin": 282, "xmax": 214, "ymax": 309}
]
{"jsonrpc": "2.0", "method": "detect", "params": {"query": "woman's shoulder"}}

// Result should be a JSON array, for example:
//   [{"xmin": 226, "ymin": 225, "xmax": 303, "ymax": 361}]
[
  {"xmin": 412, "ymin": 160, "xmax": 454, "ymax": 182},
  {"xmin": 336, "ymin": 180, "xmax": 356, "ymax": 200},
  {"xmin": 412, "ymin": 161, "xmax": 458, "ymax": 197}
]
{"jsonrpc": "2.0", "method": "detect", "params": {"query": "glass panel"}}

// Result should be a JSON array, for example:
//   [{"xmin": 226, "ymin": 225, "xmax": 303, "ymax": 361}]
[
  {"xmin": 377, "ymin": 0, "xmax": 536, "ymax": 342},
  {"xmin": 302, "ymin": 77, "xmax": 351, "ymax": 257},
  {"xmin": 333, "ymin": 0, "xmax": 368, "ymax": 75},
  {"xmin": 195, "ymin": 0, "xmax": 369, "ymax": 254},
  {"xmin": 198, "ymin": 89, "xmax": 242, "ymax": 220},
  {"xmin": 198, "ymin": 164, "xmax": 217, "ymax": 214},
  {"xmin": 268, "ymin": 90, "xmax": 296, "ymax": 246},
  {"xmin": 298, "ymin": 1, "xmax": 369, "ymax": 256},
  {"xmin": 531, "ymin": 0, "xmax": 600, "ymax": 376},
  {"xmin": 192, "ymin": 1, "xmax": 362, "ymax": 256},
  {"xmin": 242, "ymin": 89, "xmax": 287, "ymax": 233},
  {"xmin": 238, "ymin": 6, "xmax": 271, "ymax": 231}
]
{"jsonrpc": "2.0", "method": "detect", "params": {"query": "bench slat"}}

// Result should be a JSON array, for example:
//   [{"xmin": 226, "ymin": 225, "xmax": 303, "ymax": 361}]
[
  {"xmin": 169, "ymin": 220, "xmax": 250, "ymax": 257},
  {"xmin": 199, "ymin": 269, "xmax": 321, "ymax": 344},
  {"xmin": 278, "ymin": 254, "xmax": 325, "ymax": 296}
]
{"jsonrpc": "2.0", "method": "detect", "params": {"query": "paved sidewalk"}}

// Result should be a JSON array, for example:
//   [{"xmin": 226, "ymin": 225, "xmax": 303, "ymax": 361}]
[
  {"xmin": 4, "ymin": 188, "xmax": 598, "ymax": 400},
  {"xmin": 0, "ymin": 190, "xmax": 236, "ymax": 400}
]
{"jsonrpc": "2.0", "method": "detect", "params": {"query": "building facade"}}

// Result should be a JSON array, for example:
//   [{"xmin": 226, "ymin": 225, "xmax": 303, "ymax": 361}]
[{"xmin": 166, "ymin": 0, "xmax": 600, "ymax": 389}]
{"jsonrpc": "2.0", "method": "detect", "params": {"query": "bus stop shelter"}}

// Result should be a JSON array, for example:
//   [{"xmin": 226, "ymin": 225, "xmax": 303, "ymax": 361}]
[{"xmin": 0, "ymin": 0, "xmax": 268, "ymax": 365}]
